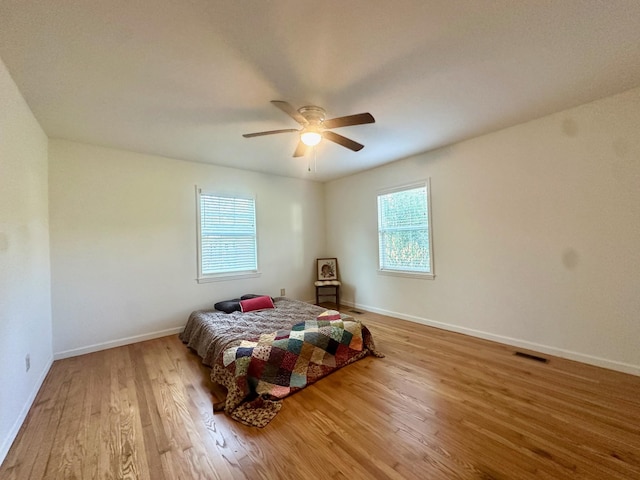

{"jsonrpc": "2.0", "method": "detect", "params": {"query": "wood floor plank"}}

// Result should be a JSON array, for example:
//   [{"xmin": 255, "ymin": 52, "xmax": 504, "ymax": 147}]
[{"xmin": 2, "ymin": 305, "xmax": 639, "ymax": 479}]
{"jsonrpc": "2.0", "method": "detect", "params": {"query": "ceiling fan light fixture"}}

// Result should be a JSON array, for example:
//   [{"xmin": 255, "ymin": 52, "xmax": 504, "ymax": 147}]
[{"xmin": 300, "ymin": 130, "xmax": 322, "ymax": 146}]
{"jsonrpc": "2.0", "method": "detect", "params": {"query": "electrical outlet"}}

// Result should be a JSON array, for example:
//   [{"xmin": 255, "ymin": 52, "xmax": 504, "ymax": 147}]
[
  {"xmin": 280, "ymin": 288, "xmax": 285, "ymax": 296},
  {"xmin": 25, "ymin": 354, "xmax": 30, "ymax": 372}
]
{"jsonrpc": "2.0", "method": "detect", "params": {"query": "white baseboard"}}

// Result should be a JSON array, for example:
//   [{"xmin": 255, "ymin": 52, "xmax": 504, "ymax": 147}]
[
  {"xmin": 0, "ymin": 354, "xmax": 54, "ymax": 466},
  {"xmin": 342, "ymin": 301, "xmax": 640, "ymax": 377},
  {"xmin": 54, "ymin": 326, "xmax": 184, "ymax": 360}
]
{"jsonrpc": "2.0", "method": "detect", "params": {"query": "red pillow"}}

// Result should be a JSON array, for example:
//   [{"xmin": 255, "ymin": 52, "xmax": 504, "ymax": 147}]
[{"xmin": 240, "ymin": 295, "xmax": 275, "ymax": 313}]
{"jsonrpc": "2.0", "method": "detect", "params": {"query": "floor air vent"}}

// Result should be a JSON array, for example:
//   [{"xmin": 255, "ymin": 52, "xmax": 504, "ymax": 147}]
[
  {"xmin": 515, "ymin": 351, "xmax": 548, "ymax": 363},
  {"xmin": 349, "ymin": 309, "xmax": 363, "ymax": 314}
]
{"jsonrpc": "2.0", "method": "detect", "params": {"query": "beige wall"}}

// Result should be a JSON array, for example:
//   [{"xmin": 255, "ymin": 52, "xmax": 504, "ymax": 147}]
[
  {"xmin": 0, "ymin": 58, "xmax": 52, "ymax": 461},
  {"xmin": 49, "ymin": 140, "xmax": 326, "ymax": 356},
  {"xmin": 326, "ymin": 87, "xmax": 640, "ymax": 374}
]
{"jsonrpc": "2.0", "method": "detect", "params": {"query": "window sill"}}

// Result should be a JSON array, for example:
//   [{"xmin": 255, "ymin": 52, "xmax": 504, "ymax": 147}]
[
  {"xmin": 197, "ymin": 271, "xmax": 261, "ymax": 283},
  {"xmin": 377, "ymin": 269, "xmax": 435, "ymax": 280}
]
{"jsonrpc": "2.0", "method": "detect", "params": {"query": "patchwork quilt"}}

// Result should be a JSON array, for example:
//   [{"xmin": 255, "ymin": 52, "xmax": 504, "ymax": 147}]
[{"xmin": 212, "ymin": 310, "xmax": 382, "ymax": 427}]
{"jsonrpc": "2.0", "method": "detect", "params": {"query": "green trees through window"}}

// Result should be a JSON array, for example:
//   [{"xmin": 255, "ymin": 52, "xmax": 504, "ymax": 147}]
[{"xmin": 377, "ymin": 182, "xmax": 433, "ymax": 275}]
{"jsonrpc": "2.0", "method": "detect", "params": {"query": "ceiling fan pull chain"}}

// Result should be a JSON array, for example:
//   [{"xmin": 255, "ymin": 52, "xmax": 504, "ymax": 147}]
[{"xmin": 307, "ymin": 146, "xmax": 317, "ymax": 172}]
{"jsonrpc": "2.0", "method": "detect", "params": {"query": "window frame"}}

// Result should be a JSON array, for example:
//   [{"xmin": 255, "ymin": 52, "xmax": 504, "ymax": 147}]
[
  {"xmin": 196, "ymin": 187, "xmax": 261, "ymax": 283},
  {"xmin": 376, "ymin": 179, "xmax": 435, "ymax": 280}
]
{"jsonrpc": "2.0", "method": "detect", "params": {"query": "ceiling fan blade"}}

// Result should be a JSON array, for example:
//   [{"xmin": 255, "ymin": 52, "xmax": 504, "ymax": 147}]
[
  {"xmin": 322, "ymin": 131, "xmax": 364, "ymax": 152},
  {"xmin": 323, "ymin": 112, "xmax": 375, "ymax": 129},
  {"xmin": 271, "ymin": 100, "xmax": 308, "ymax": 125},
  {"xmin": 293, "ymin": 140, "xmax": 309, "ymax": 157},
  {"xmin": 242, "ymin": 128, "xmax": 299, "ymax": 138}
]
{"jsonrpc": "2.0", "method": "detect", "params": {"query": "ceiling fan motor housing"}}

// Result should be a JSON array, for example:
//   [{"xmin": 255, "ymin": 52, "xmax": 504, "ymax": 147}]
[{"xmin": 297, "ymin": 105, "xmax": 326, "ymax": 126}]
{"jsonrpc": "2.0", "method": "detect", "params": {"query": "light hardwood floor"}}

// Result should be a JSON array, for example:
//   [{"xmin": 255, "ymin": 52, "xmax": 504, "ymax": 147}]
[{"xmin": 2, "ymin": 307, "xmax": 639, "ymax": 479}]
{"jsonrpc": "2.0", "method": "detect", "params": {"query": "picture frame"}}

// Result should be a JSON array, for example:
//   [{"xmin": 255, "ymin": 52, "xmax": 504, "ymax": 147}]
[{"xmin": 317, "ymin": 258, "xmax": 338, "ymax": 281}]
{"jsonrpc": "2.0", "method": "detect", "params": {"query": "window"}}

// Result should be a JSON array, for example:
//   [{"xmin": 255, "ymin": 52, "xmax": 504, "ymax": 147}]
[
  {"xmin": 197, "ymin": 189, "xmax": 259, "ymax": 282},
  {"xmin": 377, "ymin": 181, "xmax": 434, "ymax": 278}
]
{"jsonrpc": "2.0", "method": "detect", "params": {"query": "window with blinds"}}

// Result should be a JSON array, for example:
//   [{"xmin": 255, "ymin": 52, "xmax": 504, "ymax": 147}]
[
  {"xmin": 197, "ymin": 190, "xmax": 258, "ymax": 281},
  {"xmin": 377, "ymin": 181, "xmax": 434, "ymax": 278}
]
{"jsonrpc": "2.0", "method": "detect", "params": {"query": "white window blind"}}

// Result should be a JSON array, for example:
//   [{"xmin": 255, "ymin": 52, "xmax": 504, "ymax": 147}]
[
  {"xmin": 377, "ymin": 182, "xmax": 433, "ymax": 276},
  {"xmin": 198, "ymin": 191, "xmax": 258, "ymax": 278}
]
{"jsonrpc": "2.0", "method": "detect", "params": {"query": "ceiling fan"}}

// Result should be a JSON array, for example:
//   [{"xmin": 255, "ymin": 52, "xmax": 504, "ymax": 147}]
[{"xmin": 243, "ymin": 100, "xmax": 375, "ymax": 157}]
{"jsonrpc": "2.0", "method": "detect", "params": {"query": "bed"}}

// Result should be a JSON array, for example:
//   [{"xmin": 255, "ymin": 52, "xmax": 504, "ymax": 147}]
[{"xmin": 179, "ymin": 297, "xmax": 382, "ymax": 427}]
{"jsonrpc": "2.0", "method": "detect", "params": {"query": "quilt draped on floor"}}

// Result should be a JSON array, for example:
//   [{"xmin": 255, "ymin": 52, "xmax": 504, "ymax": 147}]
[{"xmin": 213, "ymin": 311, "xmax": 382, "ymax": 427}]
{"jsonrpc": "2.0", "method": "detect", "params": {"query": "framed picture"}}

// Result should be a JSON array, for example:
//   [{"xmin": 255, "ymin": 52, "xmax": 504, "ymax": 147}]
[{"xmin": 317, "ymin": 258, "xmax": 338, "ymax": 281}]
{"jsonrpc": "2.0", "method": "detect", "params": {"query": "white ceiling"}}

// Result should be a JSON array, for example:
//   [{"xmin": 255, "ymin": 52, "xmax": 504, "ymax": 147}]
[{"xmin": 1, "ymin": 1, "xmax": 640, "ymax": 182}]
